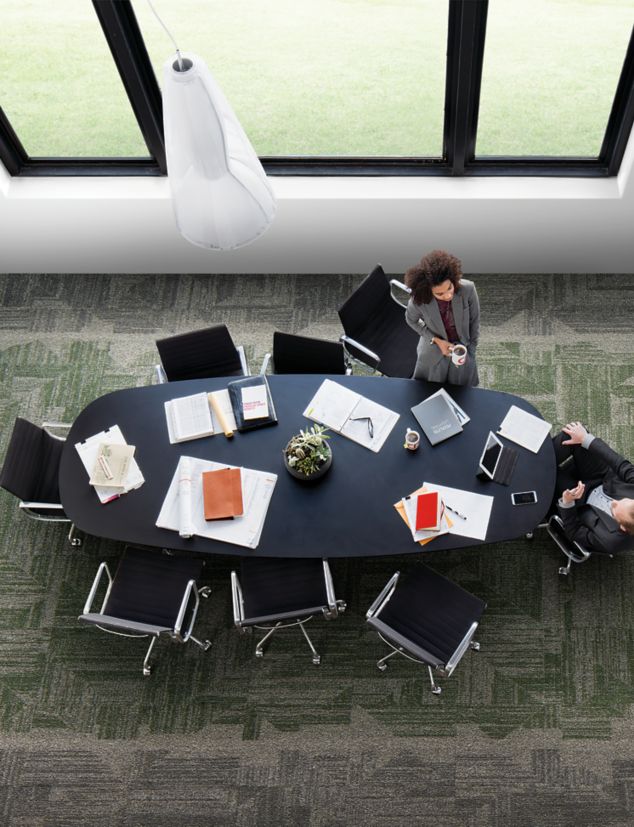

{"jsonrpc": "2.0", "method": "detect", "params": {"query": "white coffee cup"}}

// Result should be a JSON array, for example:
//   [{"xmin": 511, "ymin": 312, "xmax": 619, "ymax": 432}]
[
  {"xmin": 404, "ymin": 428, "xmax": 420, "ymax": 451},
  {"xmin": 450, "ymin": 344, "xmax": 467, "ymax": 366}
]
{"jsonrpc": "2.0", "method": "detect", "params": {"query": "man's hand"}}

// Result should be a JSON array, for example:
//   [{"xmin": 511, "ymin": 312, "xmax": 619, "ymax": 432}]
[
  {"xmin": 561, "ymin": 421, "xmax": 588, "ymax": 446},
  {"xmin": 432, "ymin": 337, "xmax": 452, "ymax": 357},
  {"xmin": 562, "ymin": 481, "xmax": 585, "ymax": 505}
]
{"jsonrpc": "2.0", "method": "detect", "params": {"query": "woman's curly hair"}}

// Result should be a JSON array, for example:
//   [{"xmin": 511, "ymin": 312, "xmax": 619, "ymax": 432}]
[{"xmin": 404, "ymin": 249, "xmax": 463, "ymax": 305}]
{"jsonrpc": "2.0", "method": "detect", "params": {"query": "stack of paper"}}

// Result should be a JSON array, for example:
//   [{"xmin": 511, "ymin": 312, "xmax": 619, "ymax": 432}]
[
  {"xmin": 156, "ymin": 456, "xmax": 277, "ymax": 549},
  {"xmin": 304, "ymin": 379, "xmax": 399, "ymax": 452},
  {"xmin": 396, "ymin": 485, "xmax": 451, "ymax": 546},
  {"xmin": 75, "ymin": 425, "xmax": 144, "ymax": 504},
  {"xmin": 497, "ymin": 405, "xmax": 552, "ymax": 453}
]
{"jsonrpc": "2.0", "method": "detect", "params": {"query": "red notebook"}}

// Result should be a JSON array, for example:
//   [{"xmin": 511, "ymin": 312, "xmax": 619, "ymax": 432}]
[{"xmin": 415, "ymin": 491, "xmax": 443, "ymax": 531}]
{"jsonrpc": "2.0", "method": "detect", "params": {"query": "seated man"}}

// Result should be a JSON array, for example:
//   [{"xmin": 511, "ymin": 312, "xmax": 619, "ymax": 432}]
[{"xmin": 553, "ymin": 421, "xmax": 634, "ymax": 554}]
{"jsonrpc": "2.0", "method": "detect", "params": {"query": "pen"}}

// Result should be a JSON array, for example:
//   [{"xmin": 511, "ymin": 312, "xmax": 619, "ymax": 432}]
[{"xmin": 445, "ymin": 504, "xmax": 467, "ymax": 520}]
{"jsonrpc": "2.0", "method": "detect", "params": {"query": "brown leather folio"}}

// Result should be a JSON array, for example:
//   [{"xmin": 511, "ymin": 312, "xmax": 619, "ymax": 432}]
[{"xmin": 202, "ymin": 468, "xmax": 244, "ymax": 521}]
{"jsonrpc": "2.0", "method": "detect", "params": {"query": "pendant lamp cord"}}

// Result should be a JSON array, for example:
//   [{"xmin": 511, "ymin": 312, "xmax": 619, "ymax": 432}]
[{"xmin": 146, "ymin": 0, "xmax": 185, "ymax": 71}]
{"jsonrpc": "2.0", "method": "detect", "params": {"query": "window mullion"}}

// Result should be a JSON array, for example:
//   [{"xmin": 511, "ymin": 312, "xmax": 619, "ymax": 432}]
[
  {"xmin": 600, "ymin": 25, "xmax": 634, "ymax": 176},
  {"xmin": 444, "ymin": 0, "xmax": 488, "ymax": 175},
  {"xmin": 0, "ymin": 106, "xmax": 27, "ymax": 175},
  {"xmin": 92, "ymin": 0, "xmax": 166, "ymax": 173}
]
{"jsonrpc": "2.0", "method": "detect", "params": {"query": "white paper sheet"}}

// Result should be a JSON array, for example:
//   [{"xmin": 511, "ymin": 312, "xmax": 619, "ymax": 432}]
[
  {"xmin": 497, "ymin": 405, "xmax": 552, "ymax": 453},
  {"xmin": 75, "ymin": 425, "xmax": 144, "ymax": 504},
  {"xmin": 422, "ymin": 482, "xmax": 494, "ymax": 541},
  {"xmin": 156, "ymin": 456, "xmax": 277, "ymax": 549}
]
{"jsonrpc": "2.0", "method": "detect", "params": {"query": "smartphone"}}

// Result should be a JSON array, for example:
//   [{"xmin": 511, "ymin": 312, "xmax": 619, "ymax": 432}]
[{"xmin": 511, "ymin": 490, "xmax": 537, "ymax": 506}]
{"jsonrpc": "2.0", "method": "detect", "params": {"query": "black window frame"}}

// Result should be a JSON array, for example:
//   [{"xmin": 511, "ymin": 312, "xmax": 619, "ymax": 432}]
[{"xmin": 1, "ymin": 0, "xmax": 633, "ymax": 179}]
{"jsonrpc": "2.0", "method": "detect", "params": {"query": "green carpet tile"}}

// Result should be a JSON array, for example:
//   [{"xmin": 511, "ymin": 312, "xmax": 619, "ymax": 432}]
[{"xmin": 0, "ymin": 273, "xmax": 634, "ymax": 826}]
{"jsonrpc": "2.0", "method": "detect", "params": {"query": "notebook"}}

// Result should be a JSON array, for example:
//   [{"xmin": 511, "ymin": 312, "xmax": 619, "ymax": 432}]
[
  {"xmin": 202, "ymin": 467, "xmax": 244, "ymax": 521},
  {"xmin": 411, "ymin": 393, "xmax": 463, "ymax": 446},
  {"xmin": 415, "ymin": 490, "xmax": 443, "ymax": 531},
  {"xmin": 227, "ymin": 375, "xmax": 278, "ymax": 432}
]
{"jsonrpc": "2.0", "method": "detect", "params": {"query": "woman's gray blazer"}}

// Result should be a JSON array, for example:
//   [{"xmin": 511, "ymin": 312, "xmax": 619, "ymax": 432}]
[{"xmin": 404, "ymin": 278, "xmax": 480, "ymax": 385}]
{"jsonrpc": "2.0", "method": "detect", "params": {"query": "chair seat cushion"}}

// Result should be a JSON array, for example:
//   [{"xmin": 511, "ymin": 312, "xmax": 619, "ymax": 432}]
[
  {"xmin": 239, "ymin": 557, "xmax": 328, "ymax": 621},
  {"xmin": 104, "ymin": 548, "xmax": 203, "ymax": 629},
  {"xmin": 375, "ymin": 565, "xmax": 486, "ymax": 666}
]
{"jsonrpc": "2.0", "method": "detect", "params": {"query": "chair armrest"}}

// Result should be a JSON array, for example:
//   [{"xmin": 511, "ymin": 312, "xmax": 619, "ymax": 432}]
[
  {"xmin": 237, "ymin": 345, "xmax": 250, "ymax": 376},
  {"xmin": 20, "ymin": 500, "xmax": 64, "ymax": 511},
  {"xmin": 154, "ymin": 364, "xmax": 168, "ymax": 384},
  {"xmin": 547, "ymin": 514, "xmax": 591, "ymax": 561},
  {"xmin": 173, "ymin": 579, "xmax": 199, "ymax": 642},
  {"xmin": 339, "ymin": 335, "xmax": 381, "ymax": 371},
  {"xmin": 259, "ymin": 352, "xmax": 271, "ymax": 375},
  {"xmin": 444, "ymin": 621, "xmax": 479, "ymax": 677},
  {"xmin": 231, "ymin": 570, "xmax": 245, "ymax": 624},
  {"xmin": 389, "ymin": 279, "xmax": 411, "ymax": 308},
  {"xmin": 42, "ymin": 422, "xmax": 72, "ymax": 441},
  {"xmin": 83, "ymin": 562, "xmax": 113, "ymax": 615},
  {"xmin": 366, "ymin": 572, "xmax": 400, "ymax": 619}
]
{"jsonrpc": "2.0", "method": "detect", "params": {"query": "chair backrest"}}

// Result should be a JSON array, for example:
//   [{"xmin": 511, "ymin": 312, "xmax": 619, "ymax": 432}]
[
  {"xmin": 156, "ymin": 324, "xmax": 243, "ymax": 381},
  {"xmin": 272, "ymin": 331, "xmax": 347, "ymax": 374},
  {"xmin": 337, "ymin": 264, "xmax": 418, "ymax": 378},
  {"xmin": 0, "ymin": 417, "xmax": 63, "ymax": 503}
]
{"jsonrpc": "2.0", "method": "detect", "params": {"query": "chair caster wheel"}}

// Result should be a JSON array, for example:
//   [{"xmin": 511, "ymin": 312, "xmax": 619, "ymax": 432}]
[
  {"xmin": 525, "ymin": 532, "xmax": 534, "ymax": 541},
  {"xmin": 312, "ymin": 655, "xmax": 321, "ymax": 665},
  {"xmin": 377, "ymin": 663, "xmax": 388, "ymax": 672},
  {"xmin": 255, "ymin": 649, "xmax": 264, "ymax": 658},
  {"xmin": 143, "ymin": 666, "xmax": 152, "ymax": 676},
  {"xmin": 558, "ymin": 567, "xmax": 569, "ymax": 576},
  {"xmin": 431, "ymin": 686, "xmax": 442, "ymax": 695},
  {"xmin": 470, "ymin": 641, "xmax": 480, "ymax": 651},
  {"xmin": 203, "ymin": 641, "xmax": 212, "ymax": 651},
  {"xmin": 199, "ymin": 587, "xmax": 211, "ymax": 599},
  {"xmin": 70, "ymin": 538, "xmax": 82, "ymax": 548}
]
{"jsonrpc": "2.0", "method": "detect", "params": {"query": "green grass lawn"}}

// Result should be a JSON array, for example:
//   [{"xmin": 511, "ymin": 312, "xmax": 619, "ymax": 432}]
[{"xmin": 0, "ymin": 0, "xmax": 631, "ymax": 160}]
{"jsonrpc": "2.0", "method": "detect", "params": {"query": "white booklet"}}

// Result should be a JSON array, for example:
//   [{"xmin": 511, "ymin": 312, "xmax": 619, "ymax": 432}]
[
  {"xmin": 156, "ymin": 456, "xmax": 277, "ymax": 549},
  {"xmin": 164, "ymin": 389, "xmax": 238, "ymax": 444},
  {"xmin": 497, "ymin": 404, "xmax": 551, "ymax": 453},
  {"xmin": 75, "ymin": 425, "xmax": 144, "ymax": 504},
  {"xmin": 303, "ymin": 379, "xmax": 399, "ymax": 452}
]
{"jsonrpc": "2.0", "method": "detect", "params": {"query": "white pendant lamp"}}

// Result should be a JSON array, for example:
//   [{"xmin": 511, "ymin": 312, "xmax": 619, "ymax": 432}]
[{"xmin": 148, "ymin": 3, "xmax": 276, "ymax": 250}]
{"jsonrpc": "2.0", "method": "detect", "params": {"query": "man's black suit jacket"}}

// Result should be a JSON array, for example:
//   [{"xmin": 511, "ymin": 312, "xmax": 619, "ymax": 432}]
[{"xmin": 557, "ymin": 437, "xmax": 634, "ymax": 555}]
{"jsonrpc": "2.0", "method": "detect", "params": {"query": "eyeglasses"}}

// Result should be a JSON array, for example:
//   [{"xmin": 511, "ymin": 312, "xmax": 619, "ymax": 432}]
[{"xmin": 350, "ymin": 416, "xmax": 374, "ymax": 439}]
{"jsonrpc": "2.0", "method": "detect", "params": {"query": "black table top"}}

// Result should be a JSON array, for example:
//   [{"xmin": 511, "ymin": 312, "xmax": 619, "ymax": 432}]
[{"xmin": 59, "ymin": 375, "xmax": 556, "ymax": 558}]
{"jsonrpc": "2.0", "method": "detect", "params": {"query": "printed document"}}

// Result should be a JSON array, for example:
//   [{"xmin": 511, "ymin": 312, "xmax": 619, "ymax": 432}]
[
  {"xmin": 156, "ymin": 456, "xmax": 277, "ymax": 549},
  {"xmin": 164, "ymin": 389, "xmax": 237, "ymax": 444},
  {"xmin": 75, "ymin": 425, "xmax": 144, "ymax": 504},
  {"xmin": 497, "ymin": 405, "xmax": 551, "ymax": 453},
  {"xmin": 303, "ymin": 379, "xmax": 399, "ymax": 452},
  {"xmin": 423, "ymin": 482, "xmax": 493, "ymax": 541}
]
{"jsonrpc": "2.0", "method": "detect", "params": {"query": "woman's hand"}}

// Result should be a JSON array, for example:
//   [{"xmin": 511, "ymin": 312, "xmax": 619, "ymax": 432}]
[
  {"xmin": 431, "ymin": 337, "xmax": 452, "ymax": 357},
  {"xmin": 562, "ymin": 481, "xmax": 585, "ymax": 505}
]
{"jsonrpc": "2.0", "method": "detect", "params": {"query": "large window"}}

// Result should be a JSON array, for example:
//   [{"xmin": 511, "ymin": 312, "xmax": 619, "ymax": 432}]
[
  {"xmin": 0, "ymin": 0, "xmax": 632, "ymax": 176},
  {"xmin": 477, "ymin": 0, "xmax": 634, "ymax": 157}
]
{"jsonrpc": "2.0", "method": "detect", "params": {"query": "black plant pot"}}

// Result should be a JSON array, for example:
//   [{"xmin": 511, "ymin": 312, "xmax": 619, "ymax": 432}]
[{"xmin": 283, "ymin": 443, "xmax": 332, "ymax": 482}]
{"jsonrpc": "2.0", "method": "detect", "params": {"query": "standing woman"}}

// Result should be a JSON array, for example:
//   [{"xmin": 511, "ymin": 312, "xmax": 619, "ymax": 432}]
[{"xmin": 404, "ymin": 249, "xmax": 480, "ymax": 385}]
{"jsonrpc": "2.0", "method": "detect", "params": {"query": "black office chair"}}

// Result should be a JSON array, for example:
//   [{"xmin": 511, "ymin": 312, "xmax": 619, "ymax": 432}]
[
  {"xmin": 546, "ymin": 513, "xmax": 599, "ymax": 576},
  {"xmin": 260, "ymin": 331, "xmax": 350, "ymax": 375},
  {"xmin": 231, "ymin": 557, "xmax": 346, "ymax": 664},
  {"xmin": 155, "ymin": 324, "xmax": 249, "ymax": 383},
  {"xmin": 366, "ymin": 565, "xmax": 486, "ymax": 695},
  {"xmin": 0, "ymin": 417, "xmax": 81, "ymax": 547},
  {"xmin": 78, "ymin": 546, "xmax": 211, "ymax": 676},
  {"xmin": 337, "ymin": 264, "xmax": 419, "ymax": 378}
]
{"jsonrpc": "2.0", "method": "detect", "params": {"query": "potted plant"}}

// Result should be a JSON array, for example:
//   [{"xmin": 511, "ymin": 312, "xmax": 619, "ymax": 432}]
[{"xmin": 283, "ymin": 424, "xmax": 332, "ymax": 481}]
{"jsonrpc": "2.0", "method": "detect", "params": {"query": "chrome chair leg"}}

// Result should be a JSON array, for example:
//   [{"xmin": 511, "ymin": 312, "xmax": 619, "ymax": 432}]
[
  {"xmin": 427, "ymin": 665, "xmax": 442, "ymax": 695},
  {"xmin": 559, "ymin": 557, "xmax": 572, "ymax": 576},
  {"xmin": 68, "ymin": 523, "xmax": 82, "ymax": 548},
  {"xmin": 299, "ymin": 619, "xmax": 321, "ymax": 665},
  {"xmin": 189, "ymin": 635, "xmax": 212, "ymax": 651},
  {"xmin": 255, "ymin": 622, "xmax": 283, "ymax": 657},
  {"xmin": 143, "ymin": 636, "xmax": 158, "ymax": 676},
  {"xmin": 377, "ymin": 647, "xmax": 401, "ymax": 671}
]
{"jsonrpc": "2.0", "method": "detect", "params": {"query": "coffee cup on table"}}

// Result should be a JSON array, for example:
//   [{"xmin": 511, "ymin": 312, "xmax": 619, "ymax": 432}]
[
  {"xmin": 404, "ymin": 428, "xmax": 420, "ymax": 451},
  {"xmin": 450, "ymin": 344, "xmax": 467, "ymax": 366}
]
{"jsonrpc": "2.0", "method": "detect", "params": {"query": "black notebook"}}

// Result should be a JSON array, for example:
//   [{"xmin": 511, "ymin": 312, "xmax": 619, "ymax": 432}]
[
  {"xmin": 227, "ymin": 375, "xmax": 278, "ymax": 432},
  {"xmin": 411, "ymin": 394, "xmax": 463, "ymax": 446}
]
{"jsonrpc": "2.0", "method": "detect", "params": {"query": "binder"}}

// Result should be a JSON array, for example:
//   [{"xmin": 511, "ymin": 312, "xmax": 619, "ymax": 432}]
[
  {"xmin": 227, "ymin": 375, "xmax": 278, "ymax": 432},
  {"xmin": 202, "ymin": 468, "xmax": 244, "ymax": 521},
  {"xmin": 411, "ymin": 393, "xmax": 463, "ymax": 446}
]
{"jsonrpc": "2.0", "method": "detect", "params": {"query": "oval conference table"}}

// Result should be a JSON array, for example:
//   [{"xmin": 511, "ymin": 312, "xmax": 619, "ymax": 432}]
[{"xmin": 59, "ymin": 375, "xmax": 556, "ymax": 558}]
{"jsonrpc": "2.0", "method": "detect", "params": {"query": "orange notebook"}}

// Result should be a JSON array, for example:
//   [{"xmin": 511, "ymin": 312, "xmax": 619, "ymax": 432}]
[{"xmin": 202, "ymin": 468, "xmax": 244, "ymax": 521}]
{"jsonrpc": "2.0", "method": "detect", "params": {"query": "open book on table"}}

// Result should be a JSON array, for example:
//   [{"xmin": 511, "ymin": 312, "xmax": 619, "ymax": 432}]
[
  {"xmin": 164, "ymin": 390, "xmax": 238, "ymax": 444},
  {"xmin": 303, "ymin": 379, "xmax": 399, "ymax": 452}
]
